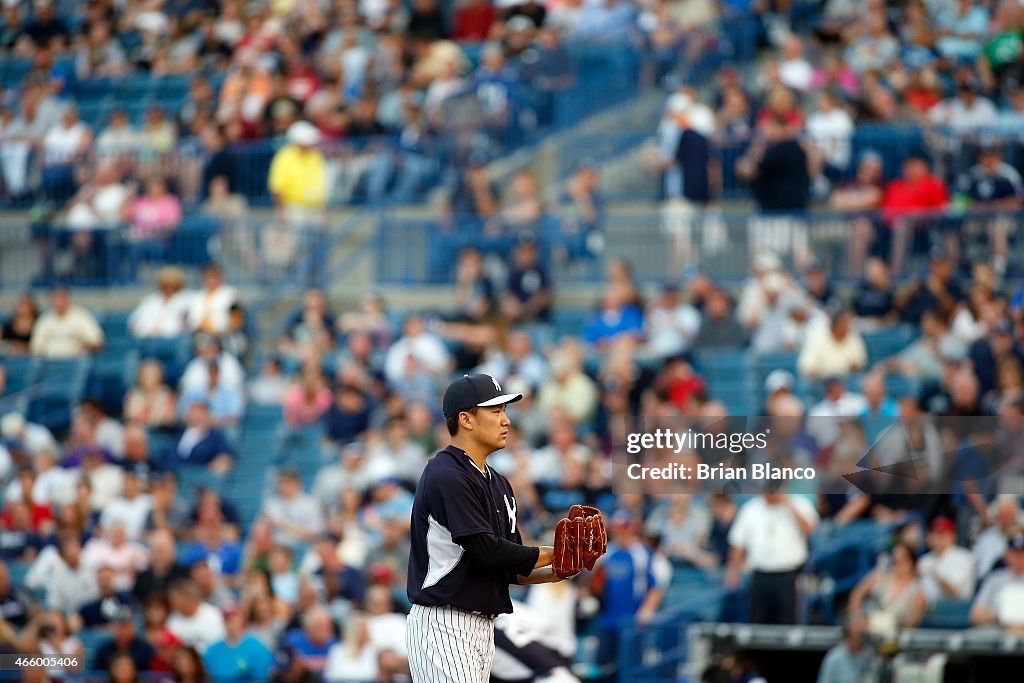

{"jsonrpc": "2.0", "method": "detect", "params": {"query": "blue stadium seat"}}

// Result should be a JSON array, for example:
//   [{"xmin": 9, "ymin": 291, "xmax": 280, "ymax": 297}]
[
  {"xmin": 147, "ymin": 428, "xmax": 180, "ymax": 462},
  {"xmin": 863, "ymin": 326, "xmax": 916, "ymax": 365},
  {"xmin": 884, "ymin": 373, "xmax": 919, "ymax": 400},
  {"xmin": 165, "ymin": 215, "xmax": 219, "ymax": 265},
  {"xmin": 707, "ymin": 379, "xmax": 756, "ymax": 416},
  {"xmin": 6, "ymin": 561, "xmax": 29, "ymax": 588},
  {"xmin": 34, "ymin": 358, "xmax": 92, "ymax": 395},
  {"xmin": 100, "ymin": 312, "xmax": 132, "ymax": 341},
  {"xmin": 753, "ymin": 351, "xmax": 799, "ymax": 384},
  {"xmin": 921, "ymin": 599, "xmax": 971, "ymax": 629},
  {"xmin": 694, "ymin": 349, "xmax": 753, "ymax": 383},
  {"xmin": 136, "ymin": 336, "xmax": 191, "ymax": 386},
  {"xmin": 244, "ymin": 404, "xmax": 284, "ymax": 430},
  {"xmin": 87, "ymin": 348, "xmax": 139, "ymax": 417},
  {"xmin": 0, "ymin": 356, "xmax": 38, "ymax": 397},
  {"xmin": 77, "ymin": 628, "xmax": 111, "ymax": 664},
  {"xmin": 551, "ymin": 309, "xmax": 589, "ymax": 340},
  {"xmin": 74, "ymin": 78, "xmax": 116, "ymax": 98}
]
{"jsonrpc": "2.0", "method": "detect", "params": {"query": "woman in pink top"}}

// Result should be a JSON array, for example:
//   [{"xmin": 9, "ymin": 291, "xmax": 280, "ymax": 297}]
[
  {"xmin": 126, "ymin": 175, "xmax": 183, "ymax": 241},
  {"xmin": 282, "ymin": 365, "xmax": 333, "ymax": 427}
]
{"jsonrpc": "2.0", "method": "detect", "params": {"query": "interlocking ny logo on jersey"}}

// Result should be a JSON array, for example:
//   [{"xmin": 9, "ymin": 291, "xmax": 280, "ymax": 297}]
[
  {"xmin": 491, "ymin": 376, "xmax": 502, "ymax": 392},
  {"xmin": 503, "ymin": 494, "xmax": 517, "ymax": 534}
]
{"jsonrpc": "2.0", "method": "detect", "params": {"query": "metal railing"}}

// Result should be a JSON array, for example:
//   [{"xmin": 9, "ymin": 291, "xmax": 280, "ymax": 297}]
[
  {"xmin": 372, "ymin": 208, "xmax": 1024, "ymax": 285},
  {"xmin": 0, "ymin": 213, "xmax": 330, "ymax": 289},
  {"xmin": 561, "ymin": 123, "xmax": 1024, "ymax": 203}
]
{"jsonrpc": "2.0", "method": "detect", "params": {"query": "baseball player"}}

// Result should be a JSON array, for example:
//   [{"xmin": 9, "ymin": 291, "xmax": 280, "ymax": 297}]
[{"xmin": 406, "ymin": 374, "xmax": 606, "ymax": 683}]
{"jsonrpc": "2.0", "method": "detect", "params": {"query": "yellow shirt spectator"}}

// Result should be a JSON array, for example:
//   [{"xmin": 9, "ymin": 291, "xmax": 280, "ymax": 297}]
[{"xmin": 268, "ymin": 122, "xmax": 327, "ymax": 210}]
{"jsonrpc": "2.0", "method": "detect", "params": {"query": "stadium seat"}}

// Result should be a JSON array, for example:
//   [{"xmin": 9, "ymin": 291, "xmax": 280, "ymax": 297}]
[
  {"xmin": 694, "ymin": 349, "xmax": 753, "ymax": 385},
  {"xmin": 0, "ymin": 356, "xmax": 38, "ymax": 397},
  {"xmin": 706, "ymin": 379, "xmax": 756, "ymax": 416},
  {"xmin": 863, "ymin": 326, "xmax": 916, "ymax": 365},
  {"xmin": 920, "ymin": 599, "xmax": 972, "ymax": 629},
  {"xmin": 100, "ymin": 312, "xmax": 132, "ymax": 341},
  {"xmin": 165, "ymin": 215, "xmax": 220, "ymax": 266},
  {"xmin": 87, "ymin": 348, "xmax": 139, "ymax": 417}
]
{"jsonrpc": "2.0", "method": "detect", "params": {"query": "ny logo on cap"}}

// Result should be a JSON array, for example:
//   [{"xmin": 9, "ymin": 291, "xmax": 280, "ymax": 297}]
[{"xmin": 491, "ymin": 376, "xmax": 501, "ymax": 392}]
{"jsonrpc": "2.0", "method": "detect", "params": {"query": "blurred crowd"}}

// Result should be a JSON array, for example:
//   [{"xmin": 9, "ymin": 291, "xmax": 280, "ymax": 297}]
[
  {"xmin": 4, "ymin": 0, "xmax": 1024, "ymax": 682},
  {"xmin": 0, "ymin": 0, "xmax": 652, "ymax": 214},
  {"xmin": 1, "ymin": 226, "xmax": 1024, "ymax": 679},
  {"xmin": 654, "ymin": 0, "xmax": 1024, "ymax": 279}
]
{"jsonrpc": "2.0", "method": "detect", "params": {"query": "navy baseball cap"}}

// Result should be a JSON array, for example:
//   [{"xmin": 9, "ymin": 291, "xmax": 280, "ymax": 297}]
[{"xmin": 442, "ymin": 374, "xmax": 523, "ymax": 419}]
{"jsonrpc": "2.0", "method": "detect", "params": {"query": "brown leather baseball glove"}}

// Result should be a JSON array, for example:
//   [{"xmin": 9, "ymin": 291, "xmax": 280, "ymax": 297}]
[{"xmin": 552, "ymin": 504, "xmax": 608, "ymax": 579}]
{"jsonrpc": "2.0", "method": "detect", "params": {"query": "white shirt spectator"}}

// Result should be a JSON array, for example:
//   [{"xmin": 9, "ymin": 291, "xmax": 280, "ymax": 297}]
[
  {"xmin": 919, "ymin": 544, "xmax": 976, "ymax": 603},
  {"xmin": 4, "ymin": 465, "xmax": 78, "ymax": 507},
  {"xmin": 364, "ymin": 440, "xmax": 427, "ymax": 487},
  {"xmin": 87, "ymin": 463, "xmax": 125, "ymax": 510},
  {"xmin": 928, "ymin": 94, "xmax": 998, "ymax": 134},
  {"xmin": 26, "ymin": 545, "xmax": 99, "ymax": 614},
  {"xmin": 366, "ymin": 612, "xmax": 408, "ymax": 655},
  {"xmin": 523, "ymin": 585, "xmax": 578, "ymax": 658},
  {"xmin": 186, "ymin": 284, "xmax": 238, "ymax": 335},
  {"xmin": 43, "ymin": 119, "xmax": 90, "ymax": 166},
  {"xmin": 644, "ymin": 300, "xmax": 701, "ymax": 360},
  {"xmin": 129, "ymin": 290, "xmax": 195, "ymax": 338},
  {"xmin": 66, "ymin": 182, "xmax": 130, "ymax": 230},
  {"xmin": 807, "ymin": 389, "xmax": 870, "ymax": 446},
  {"xmin": 167, "ymin": 602, "xmax": 227, "ymax": 653},
  {"xmin": 81, "ymin": 536, "xmax": 150, "ymax": 592},
  {"xmin": 262, "ymin": 493, "xmax": 325, "ymax": 549},
  {"xmin": 0, "ymin": 413, "xmax": 58, "ymax": 459},
  {"xmin": 95, "ymin": 415, "xmax": 125, "ymax": 460},
  {"xmin": 29, "ymin": 305, "xmax": 104, "ymax": 358},
  {"xmin": 37, "ymin": 466, "xmax": 80, "ymax": 506},
  {"xmin": 323, "ymin": 642, "xmax": 380, "ymax": 682},
  {"xmin": 249, "ymin": 373, "xmax": 290, "ymax": 406},
  {"xmin": 973, "ymin": 568, "xmax": 1024, "ymax": 626},
  {"xmin": 179, "ymin": 352, "xmax": 245, "ymax": 396},
  {"xmin": 729, "ymin": 495, "xmax": 818, "ymax": 572},
  {"xmin": 780, "ymin": 58, "xmax": 813, "ymax": 93},
  {"xmin": 383, "ymin": 331, "xmax": 451, "ymax": 386},
  {"xmin": 974, "ymin": 527, "xmax": 1010, "ymax": 580},
  {"xmin": 95, "ymin": 122, "xmax": 139, "ymax": 159},
  {"xmin": 100, "ymin": 494, "xmax": 153, "ymax": 541},
  {"xmin": 530, "ymin": 443, "xmax": 591, "ymax": 485},
  {"xmin": 806, "ymin": 107, "xmax": 854, "ymax": 171}
]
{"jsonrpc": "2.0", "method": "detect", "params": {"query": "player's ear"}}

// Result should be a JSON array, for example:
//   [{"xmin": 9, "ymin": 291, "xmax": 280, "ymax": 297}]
[{"xmin": 459, "ymin": 410, "xmax": 475, "ymax": 431}]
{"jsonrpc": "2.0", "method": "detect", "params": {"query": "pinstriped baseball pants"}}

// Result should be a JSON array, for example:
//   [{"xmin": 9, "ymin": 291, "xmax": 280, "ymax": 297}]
[{"xmin": 407, "ymin": 604, "xmax": 496, "ymax": 682}]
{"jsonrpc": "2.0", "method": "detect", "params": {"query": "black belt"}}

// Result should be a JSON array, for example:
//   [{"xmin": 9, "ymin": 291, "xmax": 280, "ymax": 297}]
[{"xmin": 441, "ymin": 604, "xmax": 498, "ymax": 620}]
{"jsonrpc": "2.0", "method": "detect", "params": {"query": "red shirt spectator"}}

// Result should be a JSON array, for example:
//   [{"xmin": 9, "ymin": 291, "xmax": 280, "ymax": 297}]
[
  {"xmin": 881, "ymin": 153, "xmax": 949, "ymax": 223},
  {"xmin": 286, "ymin": 61, "xmax": 321, "ymax": 104},
  {"xmin": 455, "ymin": 0, "xmax": 497, "ymax": 40},
  {"xmin": 2, "ymin": 500, "xmax": 54, "ymax": 534}
]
